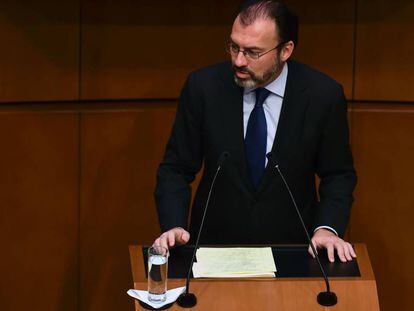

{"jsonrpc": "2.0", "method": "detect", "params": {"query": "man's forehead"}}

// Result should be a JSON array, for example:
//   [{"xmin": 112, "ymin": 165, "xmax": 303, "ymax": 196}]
[{"xmin": 231, "ymin": 16, "xmax": 278, "ymax": 47}]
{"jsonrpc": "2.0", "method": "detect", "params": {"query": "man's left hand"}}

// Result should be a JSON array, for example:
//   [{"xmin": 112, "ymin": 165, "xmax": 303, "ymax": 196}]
[{"xmin": 308, "ymin": 228, "xmax": 357, "ymax": 262}]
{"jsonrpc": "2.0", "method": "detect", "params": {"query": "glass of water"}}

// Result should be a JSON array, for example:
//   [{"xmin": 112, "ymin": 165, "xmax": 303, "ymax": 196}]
[{"xmin": 147, "ymin": 245, "xmax": 169, "ymax": 303}]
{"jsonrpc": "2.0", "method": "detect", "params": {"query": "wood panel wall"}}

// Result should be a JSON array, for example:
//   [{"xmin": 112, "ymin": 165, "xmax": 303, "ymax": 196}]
[
  {"xmin": 0, "ymin": 1, "xmax": 79, "ymax": 101},
  {"xmin": 0, "ymin": 112, "xmax": 79, "ymax": 311},
  {"xmin": 349, "ymin": 104, "xmax": 414, "ymax": 311},
  {"xmin": 0, "ymin": 1, "xmax": 413, "ymax": 311},
  {"xmin": 354, "ymin": 0, "xmax": 414, "ymax": 100},
  {"xmin": 79, "ymin": 106, "xmax": 176, "ymax": 311},
  {"xmin": 80, "ymin": 0, "xmax": 237, "ymax": 99}
]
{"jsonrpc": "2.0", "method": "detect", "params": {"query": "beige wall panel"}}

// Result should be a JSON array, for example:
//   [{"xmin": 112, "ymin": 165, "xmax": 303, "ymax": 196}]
[
  {"xmin": 355, "ymin": 0, "xmax": 414, "ymax": 101},
  {"xmin": 81, "ymin": 0, "xmax": 239, "ymax": 99},
  {"xmin": 289, "ymin": 0, "xmax": 355, "ymax": 99},
  {"xmin": 0, "ymin": 1, "xmax": 79, "ymax": 102},
  {"xmin": 350, "ymin": 104, "xmax": 414, "ymax": 311},
  {"xmin": 80, "ymin": 104, "xmax": 176, "ymax": 311},
  {"xmin": 0, "ymin": 111, "xmax": 79, "ymax": 311}
]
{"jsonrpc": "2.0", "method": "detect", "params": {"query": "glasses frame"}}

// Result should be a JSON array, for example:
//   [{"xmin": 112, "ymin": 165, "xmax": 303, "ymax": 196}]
[{"xmin": 226, "ymin": 40, "xmax": 286, "ymax": 60}]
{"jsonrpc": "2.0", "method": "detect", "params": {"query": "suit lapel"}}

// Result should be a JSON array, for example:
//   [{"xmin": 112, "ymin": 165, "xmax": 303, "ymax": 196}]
[
  {"xmin": 218, "ymin": 63, "xmax": 255, "ymax": 197},
  {"xmin": 256, "ymin": 60, "xmax": 309, "ymax": 194}
]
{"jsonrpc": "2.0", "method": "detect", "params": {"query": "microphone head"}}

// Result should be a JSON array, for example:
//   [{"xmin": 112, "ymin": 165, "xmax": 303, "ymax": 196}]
[
  {"xmin": 266, "ymin": 152, "xmax": 277, "ymax": 165},
  {"xmin": 217, "ymin": 151, "xmax": 230, "ymax": 167},
  {"xmin": 266, "ymin": 152, "xmax": 281, "ymax": 169}
]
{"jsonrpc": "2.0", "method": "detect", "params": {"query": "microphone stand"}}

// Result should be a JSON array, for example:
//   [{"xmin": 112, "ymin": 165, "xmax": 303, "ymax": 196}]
[
  {"xmin": 267, "ymin": 153, "xmax": 337, "ymax": 307},
  {"xmin": 176, "ymin": 152, "xmax": 230, "ymax": 308}
]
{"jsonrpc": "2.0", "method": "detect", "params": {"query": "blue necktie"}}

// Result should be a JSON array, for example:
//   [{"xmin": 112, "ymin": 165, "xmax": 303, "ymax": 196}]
[{"xmin": 245, "ymin": 88, "xmax": 271, "ymax": 190}]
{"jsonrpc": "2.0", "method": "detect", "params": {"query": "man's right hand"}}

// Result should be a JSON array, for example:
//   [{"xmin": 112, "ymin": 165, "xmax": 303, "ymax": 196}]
[{"xmin": 153, "ymin": 227, "xmax": 190, "ymax": 249}]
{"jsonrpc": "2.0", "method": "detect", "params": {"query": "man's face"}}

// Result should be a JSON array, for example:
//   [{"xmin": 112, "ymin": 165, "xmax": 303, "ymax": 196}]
[{"xmin": 230, "ymin": 16, "xmax": 282, "ymax": 88}]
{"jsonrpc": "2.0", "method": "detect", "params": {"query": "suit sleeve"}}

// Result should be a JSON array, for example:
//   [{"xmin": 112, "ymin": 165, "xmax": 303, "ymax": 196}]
[
  {"xmin": 154, "ymin": 73, "xmax": 204, "ymax": 232},
  {"xmin": 314, "ymin": 84, "xmax": 357, "ymax": 237}
]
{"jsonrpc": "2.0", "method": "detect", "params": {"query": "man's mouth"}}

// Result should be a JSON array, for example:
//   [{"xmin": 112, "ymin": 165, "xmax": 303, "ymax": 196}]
[
  {"xmin": 236, "ymin": 71, "xmax": 250, "ymax": 77},
  {"xmin": 234, "ymin": 68, "xmax": 251, "ymax": 78}
]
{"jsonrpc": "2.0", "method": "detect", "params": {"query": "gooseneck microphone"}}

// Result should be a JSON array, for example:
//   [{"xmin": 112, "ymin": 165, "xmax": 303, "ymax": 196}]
[
  {"xmin": 266, "ymin": 152, "xmax": 338, "ymax": 307},
  {"xmin": 177, "ymin": 151, "xmax": 230, "ymax": 308}
]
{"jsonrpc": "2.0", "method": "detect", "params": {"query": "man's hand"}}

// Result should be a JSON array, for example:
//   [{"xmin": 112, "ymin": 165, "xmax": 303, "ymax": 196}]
[
  {"xmin": 153, "ymin": 227, "xmax": 190, "ymax": 249},
  {"xmin": 308, "ymin": 228, "xmax": 357, "ymax": 263}
]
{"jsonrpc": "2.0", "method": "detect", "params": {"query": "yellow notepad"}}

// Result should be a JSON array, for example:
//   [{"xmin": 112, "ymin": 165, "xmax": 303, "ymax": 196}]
[{"xmin": 193, "ymin": 247, "xmax": 276, "ymax": 278}]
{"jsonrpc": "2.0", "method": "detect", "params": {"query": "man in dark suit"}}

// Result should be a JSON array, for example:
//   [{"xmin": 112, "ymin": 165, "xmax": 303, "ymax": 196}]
[{"xmin": 153, "ymin": 0, "xmax": 357, "ymax": 262}]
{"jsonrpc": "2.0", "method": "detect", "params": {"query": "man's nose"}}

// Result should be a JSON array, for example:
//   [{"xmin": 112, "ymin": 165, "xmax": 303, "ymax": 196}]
[{"xmin": 234, "ymin": 51, "xmax": 248, "ymax": 67}]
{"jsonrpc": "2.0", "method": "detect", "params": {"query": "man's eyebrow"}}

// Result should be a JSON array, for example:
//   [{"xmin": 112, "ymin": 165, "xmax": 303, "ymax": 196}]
[
  {"xmin": 245, "ymin": 46, "xmax": 263, "ymax": 51},
  {"xmin": 229, "ymin": 39, "xmax": 263, "ymax": 51}
]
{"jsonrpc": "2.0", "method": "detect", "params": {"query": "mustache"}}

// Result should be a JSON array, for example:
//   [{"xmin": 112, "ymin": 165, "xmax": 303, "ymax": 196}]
[{"xmin": 232, "ymin": 65, "xmax": 254, "ymax": 76}]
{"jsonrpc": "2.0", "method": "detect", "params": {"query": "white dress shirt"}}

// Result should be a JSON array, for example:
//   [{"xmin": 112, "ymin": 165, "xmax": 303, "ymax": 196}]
[
  {"xmin": 243, "ymin": 62, "xmax": 287, "ymax": 159},
  {"xmin": 242, "ymin": 63, "xmax": 337, "ymax": 236}
]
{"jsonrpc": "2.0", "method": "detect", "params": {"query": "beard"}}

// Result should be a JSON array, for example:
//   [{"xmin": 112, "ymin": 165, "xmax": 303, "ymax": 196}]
[{"xmin": 232, "ymin": 57, "xmax": 282, "ymax": 88}]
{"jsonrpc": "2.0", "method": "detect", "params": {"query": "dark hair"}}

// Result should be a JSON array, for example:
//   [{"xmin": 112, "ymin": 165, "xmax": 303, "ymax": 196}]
[{"xmin": 237, "ymin": 0, "xmax": 299, "ymax": 47}]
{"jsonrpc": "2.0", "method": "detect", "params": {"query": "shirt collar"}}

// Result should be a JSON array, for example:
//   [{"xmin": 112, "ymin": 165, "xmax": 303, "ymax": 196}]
[{"xmin": 244, "ymin": 62, "xmax": 288, "ymax": 98}]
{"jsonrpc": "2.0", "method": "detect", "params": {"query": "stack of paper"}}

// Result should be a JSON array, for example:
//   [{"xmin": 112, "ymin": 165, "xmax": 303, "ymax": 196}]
[{"xmin": 193, "ymin": 247, "xmax": 276, "ymax": 278}]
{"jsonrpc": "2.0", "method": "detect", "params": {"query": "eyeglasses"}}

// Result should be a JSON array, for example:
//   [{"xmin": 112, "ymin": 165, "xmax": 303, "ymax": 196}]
[{"xmin": 226, "ymin": 41, "xmax": 286, "ymax": 60}]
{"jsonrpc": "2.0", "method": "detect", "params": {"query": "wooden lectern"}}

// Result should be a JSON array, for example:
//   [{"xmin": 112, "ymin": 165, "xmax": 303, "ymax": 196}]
[{"xmin": 129, "ymin": 244, "xmax": 379, "ymax": 310}]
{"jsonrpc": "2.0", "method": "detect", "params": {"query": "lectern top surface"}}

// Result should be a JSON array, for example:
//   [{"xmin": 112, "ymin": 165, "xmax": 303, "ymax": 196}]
[{"xmin": 141, "ymin": 245, "xmax": 361, "ymax": 279}]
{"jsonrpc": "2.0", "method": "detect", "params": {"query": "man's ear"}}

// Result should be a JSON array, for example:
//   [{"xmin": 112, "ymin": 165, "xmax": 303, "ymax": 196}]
[{"xmin": 280, "ymin": 41, "xmax": 295, "ymax": 62}]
